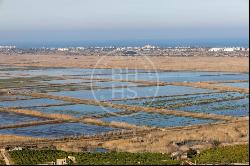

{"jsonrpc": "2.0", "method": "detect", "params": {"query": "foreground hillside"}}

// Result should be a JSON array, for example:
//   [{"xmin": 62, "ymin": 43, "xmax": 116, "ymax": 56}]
[{"xmin": 4, "ymin": 144, "xmax": 249, "ymax": 165}]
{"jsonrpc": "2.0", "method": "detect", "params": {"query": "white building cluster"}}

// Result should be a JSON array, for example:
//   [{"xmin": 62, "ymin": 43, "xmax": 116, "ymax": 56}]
[
  {"xmin": 0, "ymin": 45, "xmax": 16, "ymax": 49},
  {"xmin": 142, "ymin": 44, "xmax": 158, "ymax": 50},
  {"xmin": 208, "ymin": 47, "xmax": 248, "ymax": 52},
  {"xmin": 57, "ymin": 48, "xmax": 69, "ymax": 51}
]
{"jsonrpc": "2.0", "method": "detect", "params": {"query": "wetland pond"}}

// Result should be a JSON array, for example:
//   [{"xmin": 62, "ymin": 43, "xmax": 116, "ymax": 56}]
[{"xmin": 0, "ymin": 66, "xmax": 249, "ymax": 138}]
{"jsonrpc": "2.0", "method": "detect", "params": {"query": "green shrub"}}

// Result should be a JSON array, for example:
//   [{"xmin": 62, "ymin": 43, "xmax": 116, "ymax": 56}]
[
  {"xmin": 9, "ymin": 150, "xmax": 181, "ymax": 165},
  {"xmin": 192, "ymin": 144, "xmax": 249, "ymax": 164}
]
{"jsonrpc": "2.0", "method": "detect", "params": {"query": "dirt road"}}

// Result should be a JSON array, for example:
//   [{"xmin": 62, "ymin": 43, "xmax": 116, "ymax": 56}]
[{"xmin": 0, "ymin": 149, "xmax": 11, "ymax": 165}]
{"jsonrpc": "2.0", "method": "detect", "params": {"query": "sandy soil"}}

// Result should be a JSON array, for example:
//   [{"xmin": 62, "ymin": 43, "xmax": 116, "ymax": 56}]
[{"xmin": 0, "ymin": 54, "xmax": 249, "ymax": 72}]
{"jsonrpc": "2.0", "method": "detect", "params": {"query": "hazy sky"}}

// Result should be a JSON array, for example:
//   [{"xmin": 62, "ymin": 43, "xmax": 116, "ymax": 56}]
[{"xmin": 0, "ymin": 0, "xmax": 249, "ymax": 43}]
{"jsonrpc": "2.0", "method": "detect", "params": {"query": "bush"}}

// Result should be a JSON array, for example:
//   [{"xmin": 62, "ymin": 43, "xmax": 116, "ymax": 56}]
[
  {"xmin": 211, "ymin": 140, "xmax": 221, "ymax": 147},
  {"xmin": 187, "ymin": 148, "xmax": 197, "ymax": 158},
  {"xmin": 192, "ymin": 144, "xmax": 249, "ymax": 164}
]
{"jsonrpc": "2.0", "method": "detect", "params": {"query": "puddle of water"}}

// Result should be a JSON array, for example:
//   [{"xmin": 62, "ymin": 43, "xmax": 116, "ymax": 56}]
[
  {"xmin": 101, "ymin": 112, "xmax": 217, "ymax": 128},
  {"xmin": 50, "ymin": 85, "xmax": 214, "ymax": 100},
  {"xmin": 0, "ymin": 112, "xmax": 45, "ymax": 125},
  {"xmin": 0, "ymin": 122, "xmax": 117, "ymax": 138},
  {"xmin": 85, "ymin": 147, "xmax": 109, "ymax": 153}
]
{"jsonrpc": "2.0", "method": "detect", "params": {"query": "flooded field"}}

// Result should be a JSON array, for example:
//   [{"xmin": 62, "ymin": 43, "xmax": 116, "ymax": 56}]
[
  {"xmin": 49, "ymin": 85, "xmax": 214, "ymax": 100},
  {"xmin": 101, "ymin": 112, "xmax": 217, "ymax": 128},
  {"xmin": 176, "ymin": 98, "xmax": 249, "ymax": 117},
  {"xmin": 27, "ymin": 104, "xmax": 122, "ymax": 117},
  {"xmin": 0, "ymin": 112, "xmax": 45, "ymax": 125},
  {"xmin": 0, "ymin": 66, "xmax": 249, "ymax": 138},
  {"xmin": 218, "ymin": 82, "xmax": 249, "ymax": 88},
  {"xmin": 0, "ymin": 98, "xmax": 67, "ymax": 108},
  {"xmin": 0, "ymin": 122, "xmax": 116, "ymax": 138},
  {"xmin": 113, "ymin": 92, "xmax": 249, "ymax": 117}
]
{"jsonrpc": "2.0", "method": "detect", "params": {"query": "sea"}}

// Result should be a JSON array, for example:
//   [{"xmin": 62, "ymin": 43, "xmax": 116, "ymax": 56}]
[{"xmin": 0, "ymin": 39, "xmax": 249, "ymax": 48}]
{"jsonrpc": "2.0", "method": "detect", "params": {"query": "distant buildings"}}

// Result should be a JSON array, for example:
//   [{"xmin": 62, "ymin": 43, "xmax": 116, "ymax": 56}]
[
  {"xmin": 0, "ymin": 45, "xmax": 248, "ymax": 57},
  {"xmin": 57, "ymin": 48, "xmax": 69, "ymax": 51},
  {"xmin": 142, "ymin": 44, "xmax": 158, "ymax": 50},
  {"xmin": 0, "ymin": 45, "xmax": 16, "ymax": 49},
  {"xmin": 208, "ymin": 47, "xmax": 246, "ymax": 52}
]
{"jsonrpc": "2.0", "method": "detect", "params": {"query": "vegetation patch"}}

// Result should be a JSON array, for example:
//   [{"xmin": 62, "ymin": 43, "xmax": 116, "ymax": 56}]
[
  {"xmin": 9, "ymin": 150, "xmax": 180, "ymax": 165},
  {"xmin": 0, "ymin": 159, "xmax": 5, "ymax": 165},
  {"xmin": 192, "ymin": 144, "xmax": 249, "ymax": 164}
]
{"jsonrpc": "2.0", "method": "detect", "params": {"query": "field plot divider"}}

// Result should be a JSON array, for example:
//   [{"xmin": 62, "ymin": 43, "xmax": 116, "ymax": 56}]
[
  {"xmin": 18, "ymin": 92, "xmax": 237, "ymax": 121},
  {"xmin": 0, "ymin": 107, "xmax": 152, "ymax": 131},
  {"xmin": 0, "ymin": 119, "xmax": 66, "ymax": 130}
]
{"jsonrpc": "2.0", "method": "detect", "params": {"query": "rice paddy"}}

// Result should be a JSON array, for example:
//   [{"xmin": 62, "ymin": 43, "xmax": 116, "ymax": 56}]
[{"xmin": 0, "ymin": 66, "xmax": 249, "ymax": 141}]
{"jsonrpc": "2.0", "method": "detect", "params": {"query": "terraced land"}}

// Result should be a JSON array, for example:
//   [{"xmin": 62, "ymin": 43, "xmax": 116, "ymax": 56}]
[{"xmin": 0, "ymin": 65, "xmax": 249, "ymax": 157}]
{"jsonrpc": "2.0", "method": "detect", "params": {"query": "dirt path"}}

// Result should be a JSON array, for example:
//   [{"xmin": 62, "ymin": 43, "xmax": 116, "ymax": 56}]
[{"xmin": 0, "ymin": 149, "xmax": 11, "ymax": 165}]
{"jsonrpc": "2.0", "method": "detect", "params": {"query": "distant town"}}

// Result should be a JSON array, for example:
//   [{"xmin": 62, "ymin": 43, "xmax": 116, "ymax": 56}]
[{"xmin": 0, "ymin": 45, "xmax": 249, "ymax": 57}]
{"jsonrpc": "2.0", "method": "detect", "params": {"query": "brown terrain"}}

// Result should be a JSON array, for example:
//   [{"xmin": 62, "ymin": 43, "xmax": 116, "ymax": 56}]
[
  {"xmin": 0, "ymin": 54, "xmax": 249, "ymax": 72},
  {"xmin": 0, "ymin": 54, "xmax": 249, "ymax": 154}
]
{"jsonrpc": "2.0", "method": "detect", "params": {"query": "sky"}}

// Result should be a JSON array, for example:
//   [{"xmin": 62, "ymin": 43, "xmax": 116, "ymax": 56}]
[{"xmin": 0, "ymin": 0, "xmax": 249, "ymax": 46}]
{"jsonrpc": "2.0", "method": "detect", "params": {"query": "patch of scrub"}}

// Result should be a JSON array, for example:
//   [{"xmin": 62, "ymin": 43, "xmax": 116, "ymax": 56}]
[
  {"xmin": 176, "ymin": 98, "xmax": 249, "ymax": 117},
  {"xmin": 0, "ymin": 95, "xmax": 33, "ymax": 100},
  {"xmin": 0, "ymin": 112, "xmax": 45, "ymax": 125},
  {"xmin": 28, "ymin": 104, "xmax": 122, "ymax": 117},
  {"xmin": 50, "ymin": 85, "xmax": 214, "ymax": 101},
  {"xmin": 101, "ymin": 112, "xmax": 217, "ymax": 128},
  {"xmin": 0, "ymin": 98, "xmax": 66, "ymax": 108},
  {"xmin": 0, "ymin": 122, "xmax": 117, "ymax": 138}
]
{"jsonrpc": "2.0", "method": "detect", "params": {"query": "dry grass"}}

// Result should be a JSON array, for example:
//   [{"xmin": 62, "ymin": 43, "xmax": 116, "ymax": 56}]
[
  {"xmin": 0, "ymin": 118, "xmax": 248, "ymax": 154},
  {"xmin": 79, "ymin": 118, "xmax": 152, "ymax": 130},
  {"xmin": 0, "ymin": 135, "xmax": 42, "ymax": 143},
  {"xmin": 0, "ymin": 54, "xmax": 248, "ymax": 72},
  {"xmin": 0, "ymin": 108, "xmax": 76, "ymax": 120},
  {"xmin": 0, "ymin": 120, "xmax": 65, "ymax": 130},
  {"xmin": 169, "ymin": 82, "xmax": 249, "ymax": 94},
  {"xmin": 102, "ymin": 118, "xmax": 249, "ymax": 153}
]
